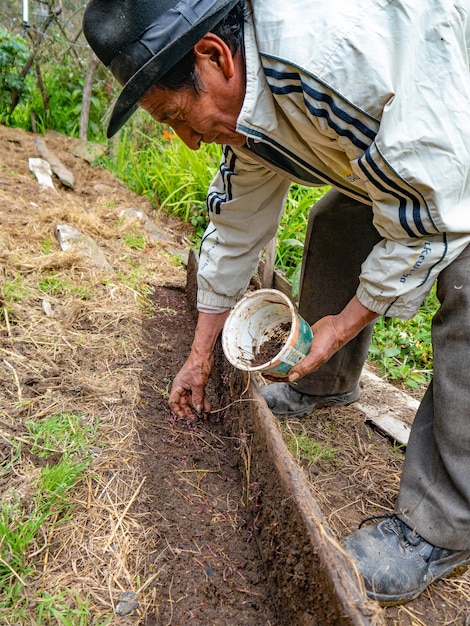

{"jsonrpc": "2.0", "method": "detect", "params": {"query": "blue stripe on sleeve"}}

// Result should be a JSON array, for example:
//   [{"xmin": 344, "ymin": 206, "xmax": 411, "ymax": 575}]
[{"xmin": 263, "ymin": 62, "xmax": 438, "ymax": 239}]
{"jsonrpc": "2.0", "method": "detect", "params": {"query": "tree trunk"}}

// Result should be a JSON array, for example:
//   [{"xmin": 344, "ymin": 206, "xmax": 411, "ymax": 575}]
[
  {"xmin": 10, "ymin": 11, "xmax": 56, "ymax": 114},
  {"xmin": 79, "ymin": 53, "xmax": 99, "ymax": 142}
]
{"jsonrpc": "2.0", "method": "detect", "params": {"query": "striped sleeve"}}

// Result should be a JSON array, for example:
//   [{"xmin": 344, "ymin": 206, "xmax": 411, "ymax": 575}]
[
  {"xmin": 197, "ymin": 146, "xmax": 291, "ymax": 310},
  {"xmin": 264, "ymin": 59, "xmax": 470, "ymax": 318}
]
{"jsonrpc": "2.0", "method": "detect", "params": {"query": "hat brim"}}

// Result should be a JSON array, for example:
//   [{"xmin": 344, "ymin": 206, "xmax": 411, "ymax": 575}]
[{"xmin": 107, "ymin": 0, "xmax": 240, "ymax": 138}]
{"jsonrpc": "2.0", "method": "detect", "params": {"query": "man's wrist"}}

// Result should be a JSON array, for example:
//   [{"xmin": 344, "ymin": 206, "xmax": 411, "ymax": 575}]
[
  {"xmin": 192, "ymin": 310, "xmax": 230, "ymax": 355},
  {"xmin": 335, "ymin": 296, "xmax": 379, "ymax": 343}
]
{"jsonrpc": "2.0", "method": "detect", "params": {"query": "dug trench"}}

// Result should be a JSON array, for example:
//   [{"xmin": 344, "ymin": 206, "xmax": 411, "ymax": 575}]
[
  {"xmin": 135, "ymin": 255, "xmax": 470, "ymax": 626},
  {"xmin": 134, "ymin": 253, "xmax": 379, "ymax": 626}
]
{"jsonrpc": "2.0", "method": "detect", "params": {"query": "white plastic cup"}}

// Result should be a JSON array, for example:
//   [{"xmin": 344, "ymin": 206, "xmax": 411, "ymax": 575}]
[{"xmin": 222, "ymin": 289, "xmax": 313, "ymax": 378}]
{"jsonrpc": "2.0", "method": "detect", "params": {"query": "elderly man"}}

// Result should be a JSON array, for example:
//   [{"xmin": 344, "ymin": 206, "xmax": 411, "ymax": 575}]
[{"xmin": 84, "ymin": 0, "xmax": 470, "ymax": 606}]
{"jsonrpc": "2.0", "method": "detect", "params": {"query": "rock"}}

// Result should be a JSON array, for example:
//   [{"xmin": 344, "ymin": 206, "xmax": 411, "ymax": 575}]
[
  {"xmin": 55, "ymin": 224, "xmax": 115, "ymax": 274},
  {"xmin": 28, "ymin": 157, "xmax": 56, "ymax": 191},
  {"xmin": 41, "ymin": 300, "xmax": 53, "ymax": 317},
  {"xmin": 119, "ymin": 207, "xmax": 176, "ymax": 245},
  {"xmin": 93, "ymin": 183, "xmax": 118, "ymax": 195},
  {"xmin": 68, "ymin": 138, "xmax": 106, "ymax": 164},
  {"xmin": 34, "ymin": 137, "xmax": 75, "ymax": 189},
  {"xmin": 115, "ymin": 590, "xmax": 139, "ymax": 616}
]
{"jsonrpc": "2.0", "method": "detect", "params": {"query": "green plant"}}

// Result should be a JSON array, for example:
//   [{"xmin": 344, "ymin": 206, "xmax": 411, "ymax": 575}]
[
  {"xmin": 25, "ymin": 412, "xmax": 96, "ymax": 458},
  {"xmin": 0, "ymin": 27, "xmax": 31, "ymax": 124},
  {"xmin": 282, "ymin": 424, "xmax": 338, "ymax": 465},
  {"xmin": 2, "ymin": 274, "xmax": 30, "ymax": 303},
  {"xmin": 123, "ymin": 230, "xmax": 148, "ymax": 250},
  {"xmin": 30, "ymin": 63, "xmax": 110, "ymax": 141},
  {"xmin": 34, "ymin": 589, "xmax": 113, "ymax": 626},
  {"xmin": 40, "ymin": 234, "xmax": 55, "ymax": 255},
  {"xmin": 38, "ymin": 276, "xmax": 69, "ymax": 296},
  {"xmin": 277, "ymin": 184, "xmax": 329, "ymax": 295},
  {"xmin": 368, "ymin": 286, "xmax": 437, "ymax": 388},
  {"xmin": 38, "ymin": 275, "xmax": 94, "ymax": 300}
]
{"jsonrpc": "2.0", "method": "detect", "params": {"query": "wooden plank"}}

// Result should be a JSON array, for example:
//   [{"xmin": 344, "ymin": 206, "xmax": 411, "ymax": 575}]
[
  {"xmin": 261, "ymin": 237, "xmax": 276, "ymax": 288},
  {"xmin": 354, "ymin": 401, "xmax": 412, "ymax": 446},
  {"xmin": 355, "ymin": 366, "xmax": 419, "ymax": 446},
  {"xmin": 257, "ymin": 259, "xmax": 292, "ymax": 297},
  {"xmin": 245, "ymin": 381, "xmax": 386, "ymax": 625}
]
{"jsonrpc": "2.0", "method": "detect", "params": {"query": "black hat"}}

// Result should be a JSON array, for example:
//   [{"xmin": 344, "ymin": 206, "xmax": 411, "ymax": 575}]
[{"xmin": 83, "ymin": 0, "xmax": 239, "ymax": 137}]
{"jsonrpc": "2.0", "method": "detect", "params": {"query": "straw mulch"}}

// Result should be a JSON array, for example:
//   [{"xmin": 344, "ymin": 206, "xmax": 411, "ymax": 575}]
[
  {"xmin": 0, "ymin": 124, "xmax": 187, "ymax": 623},
  {"xmin": 279, "ymin": 386, "xmax": 470, "ymax": 625}
]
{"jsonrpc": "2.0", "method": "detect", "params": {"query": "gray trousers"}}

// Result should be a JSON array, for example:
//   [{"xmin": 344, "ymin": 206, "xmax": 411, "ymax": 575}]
[{"xmin": 295, "ymin": 189, "xmax": 470, "ymax": 550}]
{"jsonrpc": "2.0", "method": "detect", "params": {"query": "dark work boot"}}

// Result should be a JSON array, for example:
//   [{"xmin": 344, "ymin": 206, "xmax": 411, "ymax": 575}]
[
  {"xmin": 341, "ymin": 514, "xmax": 470, "ymax": 605},
  {"xmin": 260, "ymin": 383, "xmax": 360, "ymax": 418}
]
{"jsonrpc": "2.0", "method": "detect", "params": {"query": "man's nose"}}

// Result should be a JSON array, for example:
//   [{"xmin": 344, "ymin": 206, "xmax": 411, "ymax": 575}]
[{"xmin": 171, "ymin": 122, "xmax": 201, "ymax": 150}]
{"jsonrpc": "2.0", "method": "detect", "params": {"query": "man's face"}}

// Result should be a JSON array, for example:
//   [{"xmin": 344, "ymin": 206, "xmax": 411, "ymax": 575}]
[
  {"xmin": 140, "ymin": 85, "xmax": 245, "ymax": 150},
  {"xmin": 139, "ymin": 34, "xmax": 246, "ymax": 150}
]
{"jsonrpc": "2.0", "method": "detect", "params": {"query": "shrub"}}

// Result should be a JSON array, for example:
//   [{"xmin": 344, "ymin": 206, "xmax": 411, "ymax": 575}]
[{"xmin": 0, "ymin": 27, "xmax": 32, "ymax": 123}]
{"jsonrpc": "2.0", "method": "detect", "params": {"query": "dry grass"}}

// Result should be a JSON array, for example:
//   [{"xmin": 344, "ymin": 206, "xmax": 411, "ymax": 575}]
[{"xmin": 0, "ymin": 124, "xmax": 187, "ymax": 624}]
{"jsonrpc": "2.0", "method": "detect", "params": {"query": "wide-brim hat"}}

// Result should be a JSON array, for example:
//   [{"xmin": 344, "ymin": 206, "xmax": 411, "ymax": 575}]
[{"xmin": 83, "ymin": 0, "xmax": 239, "ymax": 137}]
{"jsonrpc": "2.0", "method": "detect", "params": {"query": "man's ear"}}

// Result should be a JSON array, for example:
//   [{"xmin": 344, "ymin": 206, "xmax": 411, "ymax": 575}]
[{"xmin": 194, "ymin": 34, "xmax": 235, "ymax": 79}]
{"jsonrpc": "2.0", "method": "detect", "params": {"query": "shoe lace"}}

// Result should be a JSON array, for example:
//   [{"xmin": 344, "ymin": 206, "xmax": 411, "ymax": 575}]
[{"xmin": 359, "ymin": 513, "xmax": 423, "ymax": 547}]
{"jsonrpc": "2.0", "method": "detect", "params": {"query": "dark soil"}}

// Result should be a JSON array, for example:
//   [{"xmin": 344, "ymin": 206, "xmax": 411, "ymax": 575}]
[
  {"xmin": 136, "ymin": 286, "xmax": 277, "ymax": 625},
  {"xmin": 252, "ymin": 322, "xmax": 291, "ymax": 367}
]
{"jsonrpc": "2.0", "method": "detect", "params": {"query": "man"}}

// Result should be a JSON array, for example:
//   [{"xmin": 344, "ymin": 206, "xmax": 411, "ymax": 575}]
[{"xmin": 83, "ymin": 0, "xmax": 470, "ymax": 606}]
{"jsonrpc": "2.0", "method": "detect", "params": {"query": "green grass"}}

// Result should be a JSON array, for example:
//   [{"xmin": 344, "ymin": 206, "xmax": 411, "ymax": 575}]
[
  {"xmin": 2, "ymin": 274, "xmax": 30, "ymax": 304},
  {"xmin": 281, "ymin": 424, "xmax": 338, "ymax": 465},
  {"xmin": 123, "ymin": 230, "xmax": 148, "ymax": 250},
  {"xmin": 40, "ymin": 235, "xmax": 56, "ymax": 255},
  {"xmin": 102, "ymin": 119, "xmax": 222, "ymax": 241},
  {"xmin": 277, "ymin": 183, "xmax": 330, "ymax": 295},
  {"xmin": 0, "ymin": 412, "xmax": 98, "ymax": 624},
  {"xmin": 38, "ymin": 275, "xmax": 94, "ymax": 301}
]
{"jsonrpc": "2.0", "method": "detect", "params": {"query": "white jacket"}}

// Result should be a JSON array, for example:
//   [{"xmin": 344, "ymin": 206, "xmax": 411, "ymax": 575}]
[{"xmin": 197, "ymin": 0, "xmax": 470, "ymax": 320}]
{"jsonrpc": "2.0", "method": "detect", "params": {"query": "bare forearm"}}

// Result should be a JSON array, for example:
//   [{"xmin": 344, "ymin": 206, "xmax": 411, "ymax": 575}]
[
  {"xmin": 191, "ymin": 311, "xmax": 230, "ymax": 357},
  {"xmin": 333, "ymin": 295, "xmax": 379, "ymax": 345}
]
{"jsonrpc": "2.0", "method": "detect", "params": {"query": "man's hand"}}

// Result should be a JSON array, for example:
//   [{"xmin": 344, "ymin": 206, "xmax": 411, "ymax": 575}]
[
  {"xmin": 169, "ymin": 351, "xmax": 214, "ymax": 418},
  {"xmin": 288, "ymin": 296, "xmax": 379, "ymax": 382},
  {"xmin": 168, "ymin": 311, "xmax": 229, "ymax": 418}
]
